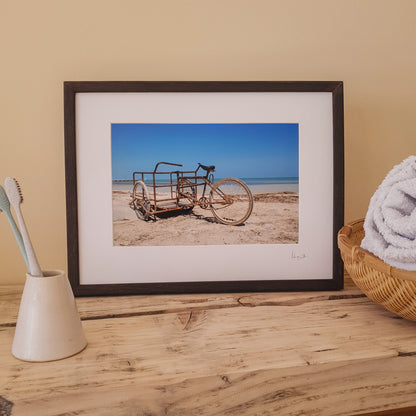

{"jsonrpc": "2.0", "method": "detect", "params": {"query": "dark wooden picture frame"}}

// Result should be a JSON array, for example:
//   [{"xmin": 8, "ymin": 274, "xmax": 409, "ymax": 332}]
[{"xmin": 64, "ymin": 81, "xmax": 344, "ymax": 296}]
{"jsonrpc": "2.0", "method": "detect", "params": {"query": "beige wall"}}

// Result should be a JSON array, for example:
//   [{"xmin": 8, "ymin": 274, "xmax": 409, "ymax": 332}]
[{"xmin": 1, "ymin": 0, "xmax": 415, "ymax": 284}]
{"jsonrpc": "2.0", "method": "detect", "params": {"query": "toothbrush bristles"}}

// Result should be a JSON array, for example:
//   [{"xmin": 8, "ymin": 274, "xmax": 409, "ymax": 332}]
[{"xmin": 14, "ymin": 178, "xmax": 23, "ymax": 203}]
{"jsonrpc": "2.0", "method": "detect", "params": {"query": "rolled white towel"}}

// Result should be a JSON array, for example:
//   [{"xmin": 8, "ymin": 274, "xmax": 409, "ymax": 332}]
[{"xmin": 361, "ymin": 156, "xmax": 416, "ymax": 271}]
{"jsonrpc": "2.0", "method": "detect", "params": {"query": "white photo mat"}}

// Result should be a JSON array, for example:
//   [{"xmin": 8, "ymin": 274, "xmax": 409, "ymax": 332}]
[{"xmin": 75, "ymin": 91, "xmax": 334, "ymax": 285}]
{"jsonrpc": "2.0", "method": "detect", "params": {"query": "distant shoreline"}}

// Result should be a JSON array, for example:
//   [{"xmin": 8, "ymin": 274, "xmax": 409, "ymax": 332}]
[
  {"xmin": 112, "ymin": 178, "xmax": 299, "ymax": 194},
  {"xmin": 113, "ymin": 177, "xmax": 299, "ymax": 184}
]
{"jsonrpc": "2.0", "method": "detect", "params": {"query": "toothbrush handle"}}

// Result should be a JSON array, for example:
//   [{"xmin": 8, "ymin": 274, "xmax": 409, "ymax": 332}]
[
  {"xmin": 14, "ymin": 208, "xmax": 43, "ymax": 277},
  {"xmin": 4, "ymin": 209, "xmax": 30, "ymax": 272}
]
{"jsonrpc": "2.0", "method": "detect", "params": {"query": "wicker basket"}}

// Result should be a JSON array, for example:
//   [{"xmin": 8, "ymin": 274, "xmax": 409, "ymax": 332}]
[{"xmin": 338, "ymin": 219, "xmax": 416, "ymax": 321}]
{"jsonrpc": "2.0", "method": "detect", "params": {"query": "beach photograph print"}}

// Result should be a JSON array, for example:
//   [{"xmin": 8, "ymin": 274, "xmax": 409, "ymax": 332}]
[{"xmin": 111, "ymin": 123, "xmax": 299, "ymax": 247}]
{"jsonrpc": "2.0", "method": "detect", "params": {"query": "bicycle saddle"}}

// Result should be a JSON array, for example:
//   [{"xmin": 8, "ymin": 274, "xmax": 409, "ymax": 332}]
[{"xmin": 198, "ymin": 163, "xmax": 215, "ymax": 172}]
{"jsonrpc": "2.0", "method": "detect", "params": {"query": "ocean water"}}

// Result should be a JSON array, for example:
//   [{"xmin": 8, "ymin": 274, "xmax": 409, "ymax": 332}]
[
  {"xmin": 113, "ymin": 177, "xmax": 299, "ymax": 194},
  {"xmin": 241, "ymin": 177, "xmax": 298, "ymax": 193}
]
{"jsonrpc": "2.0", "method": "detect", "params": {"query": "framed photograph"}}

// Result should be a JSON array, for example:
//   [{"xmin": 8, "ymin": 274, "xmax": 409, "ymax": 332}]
[{"xmin": 64, "ymin": 81, "xmax": 344, "ymax": 296}]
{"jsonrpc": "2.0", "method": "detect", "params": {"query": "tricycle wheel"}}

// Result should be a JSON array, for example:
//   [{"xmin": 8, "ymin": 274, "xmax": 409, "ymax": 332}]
[{"xmin": 132, "ymin": 181, "xmax": 151, "ymax": 221}]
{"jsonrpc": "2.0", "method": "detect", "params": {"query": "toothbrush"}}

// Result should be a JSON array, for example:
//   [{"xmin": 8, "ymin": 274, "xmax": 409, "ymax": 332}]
[
  {"xmin": 0, "ymin": 185, "xmax": 30, "ymax": 271},
  {"xmin": 4, "ymin": 178, "xmax": 43, "ymax": 277}
]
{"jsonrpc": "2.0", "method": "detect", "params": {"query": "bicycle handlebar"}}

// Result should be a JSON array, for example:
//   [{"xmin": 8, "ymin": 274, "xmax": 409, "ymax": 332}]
[{"xmin": 154, "ymin": 162, "xmax": 183, "ymax": 173}]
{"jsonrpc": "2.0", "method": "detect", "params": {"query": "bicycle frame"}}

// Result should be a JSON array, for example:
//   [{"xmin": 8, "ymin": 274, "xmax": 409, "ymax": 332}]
[{"xmin": 176, "ymin": 166, "xmax": 216, "ymax": 206}]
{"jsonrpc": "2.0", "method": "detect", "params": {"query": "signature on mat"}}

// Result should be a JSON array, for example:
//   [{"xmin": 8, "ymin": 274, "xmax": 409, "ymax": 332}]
[{"xmin": 291, "ymin": 252, "xmax": 307, "ymax": 260}]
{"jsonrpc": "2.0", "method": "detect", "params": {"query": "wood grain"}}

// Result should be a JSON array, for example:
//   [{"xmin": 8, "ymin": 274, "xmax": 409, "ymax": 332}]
[
  {"xmin": 1, "ymin": 277, "xmax": 416, "ymax": 415},
  {"xmin": 356, "ymin": 407, "xmax": 416, "ymax": 416},
  {"xmin": 0, "ymin": 276, "xmax": 359, "ymax": 326}
]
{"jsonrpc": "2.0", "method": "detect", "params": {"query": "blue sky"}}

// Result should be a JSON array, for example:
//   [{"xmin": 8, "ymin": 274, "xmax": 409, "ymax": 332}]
[{"xmin": 111, "ymin": 123, "xmax": 298, "ymax": 179}]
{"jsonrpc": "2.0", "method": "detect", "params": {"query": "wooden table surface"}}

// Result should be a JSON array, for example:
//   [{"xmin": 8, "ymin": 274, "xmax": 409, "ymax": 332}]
[{"xmin": 1, "ymin": 277, "xmax": 416, "ymax": 416}]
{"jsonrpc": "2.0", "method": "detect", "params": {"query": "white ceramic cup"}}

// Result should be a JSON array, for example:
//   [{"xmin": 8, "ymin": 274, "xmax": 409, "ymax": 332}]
[{"xmin": 12, "ymin": 270, "xmax": 87, "ymax": 362}]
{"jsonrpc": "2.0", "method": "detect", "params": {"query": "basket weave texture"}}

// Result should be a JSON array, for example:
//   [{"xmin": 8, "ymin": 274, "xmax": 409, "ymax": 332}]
[{"xmin": 338, "ymin": 219, "xmax": 416, "ymax": 321}]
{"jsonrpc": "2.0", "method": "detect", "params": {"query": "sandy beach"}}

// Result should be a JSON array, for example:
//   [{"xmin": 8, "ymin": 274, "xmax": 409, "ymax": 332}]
[{"xmin": 112, "ymin": 190, "xmax": 298, "ymax": 246}]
